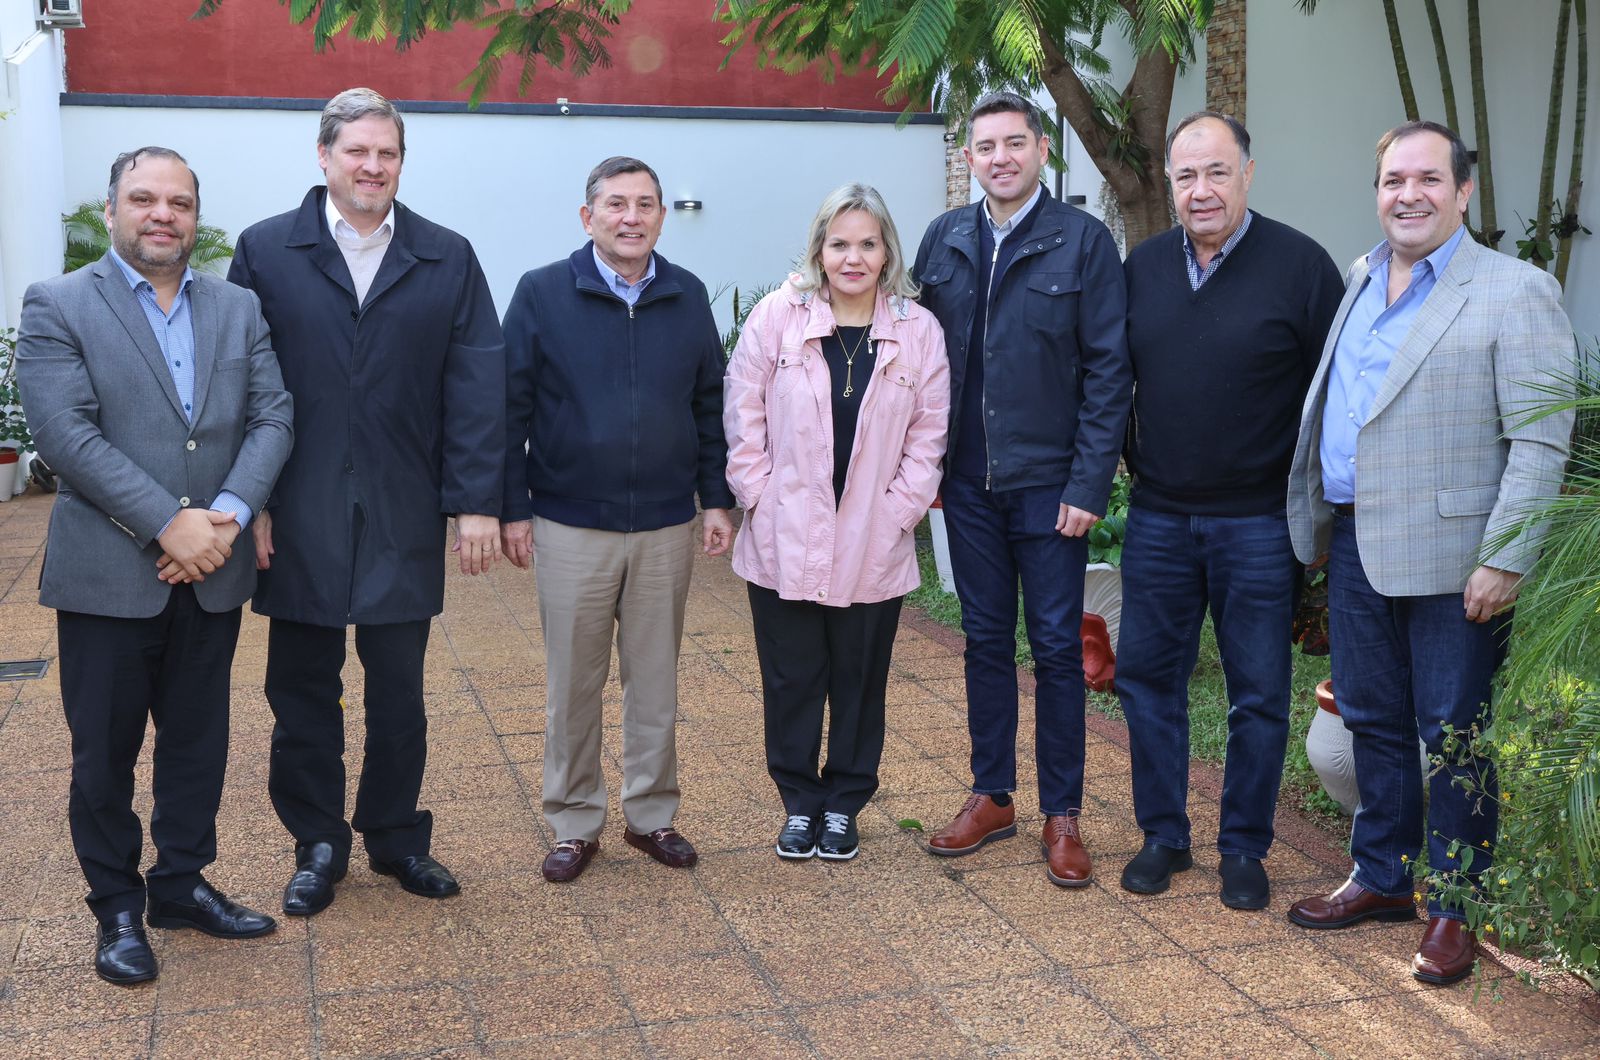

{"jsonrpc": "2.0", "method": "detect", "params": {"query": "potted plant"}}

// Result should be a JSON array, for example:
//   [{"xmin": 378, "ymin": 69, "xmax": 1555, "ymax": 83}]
[
  {"xmin": 1083, "ymin": 471, "xmax": 1130, "ymax": 650},
  {"xmin": 0, "ymin": 327, "xmax": 31, "ymax": 499}
]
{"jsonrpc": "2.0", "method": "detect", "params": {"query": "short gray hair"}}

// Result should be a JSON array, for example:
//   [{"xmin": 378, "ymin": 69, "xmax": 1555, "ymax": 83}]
[
  {"xmin": 793, "ymin": 183, "xmax": 919, "ymax": 302},
  {"xmin": 108, "ymin": 146, "xmax": 198, "ymax": 208},
  {"xmin": 584, "ymin": 156, "xmax": 663, "ymax": 206},
  {"xmin": 319, "ymin": 87, "xmax": 406, "ymax": 157},
  {"xmin": 1165, "ymin": 111, "xmax": 1251, "ymax": 167}
]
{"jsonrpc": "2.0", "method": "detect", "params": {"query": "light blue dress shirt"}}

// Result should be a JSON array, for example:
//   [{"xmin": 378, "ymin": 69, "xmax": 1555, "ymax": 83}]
[
  {"xmin": 592, "ymin": 247, "xmax": 656, "ymax": 307},
  {"xmin": 1319, "ymin": 226, "xmax": 1467, "ymax": 504},
  {"xmin": 107, "ymin": 248, "xmax": 251, "ymax": 531}
]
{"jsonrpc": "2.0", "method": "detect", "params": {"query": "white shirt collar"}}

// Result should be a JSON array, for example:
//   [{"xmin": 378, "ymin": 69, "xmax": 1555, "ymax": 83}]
[{"xmin": 324, "ymin": 191, "xmax": 395, "ymax": 241}]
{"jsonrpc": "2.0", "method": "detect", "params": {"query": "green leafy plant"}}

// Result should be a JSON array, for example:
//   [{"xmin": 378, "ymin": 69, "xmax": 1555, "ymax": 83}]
[
  {"xmin": 0, "ymin": 328, "xmax": 33, "ymax": 452},
  {"xmin": 1085, "ymin": 471, "xmax": 1129, "ymax": 566},
  {"xmin": 718, "ymin": 282, "xmax": 777, "ymax": 361},
  {"xmin": 63, "ymin": 200, "xmax": 236, "ymax": 276}
]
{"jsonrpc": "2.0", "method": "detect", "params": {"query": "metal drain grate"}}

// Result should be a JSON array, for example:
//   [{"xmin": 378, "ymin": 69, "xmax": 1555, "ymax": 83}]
[{"xmin": 0, "ymin": 659, "xmax": 49, "ymax": 681}]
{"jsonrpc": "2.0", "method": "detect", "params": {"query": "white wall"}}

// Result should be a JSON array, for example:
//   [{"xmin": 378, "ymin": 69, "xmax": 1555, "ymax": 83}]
[
  {"xmin": 1245, "ymin": 1, "xmax": 1598, "ymax": 342},
  {"xmin": 0, "ymin": 2, "xmax": 66, "ymax": 329},
  {"xmin": 57, "ymin": 105, "xmax": 948, "ymax": 331}
]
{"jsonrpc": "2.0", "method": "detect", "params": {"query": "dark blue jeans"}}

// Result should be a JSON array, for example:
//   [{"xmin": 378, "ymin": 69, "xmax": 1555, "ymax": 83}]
[
  {"xmin": 1328, "ymin": 515, "xmax": 1507, "ymax": 920},
  {"xmin": 942, "ymin": 475, "xmax": 1087, "ymax": 814},
  {"xmin": 1114, "ymin": 506, "xmax": 1299, "ymax": 859}
]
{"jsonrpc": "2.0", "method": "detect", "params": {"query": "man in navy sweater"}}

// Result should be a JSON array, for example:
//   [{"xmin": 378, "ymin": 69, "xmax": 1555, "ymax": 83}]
[
  {"xmin": 500, "ymin": 157, "xmax": 734, "ymax": 884},
  {"xmin": 1115, "ymin": 112, "xmax": 1342, "ymax": 908}
]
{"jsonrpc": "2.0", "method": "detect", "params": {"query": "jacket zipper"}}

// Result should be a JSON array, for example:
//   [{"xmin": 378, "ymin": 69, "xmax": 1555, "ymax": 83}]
[
  {"xmin": 980, "ymin": 240, "xmax": 1000, "ymax": 491},
  {"xmin": 627, "ymin": 298, "xmax": 637, "ymax": 529}
]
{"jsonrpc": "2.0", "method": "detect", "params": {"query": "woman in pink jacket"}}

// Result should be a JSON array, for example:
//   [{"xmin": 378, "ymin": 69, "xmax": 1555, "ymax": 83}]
[{"xmin": 724, "ymin": 184, "xmax": 950, "ymax": 861}]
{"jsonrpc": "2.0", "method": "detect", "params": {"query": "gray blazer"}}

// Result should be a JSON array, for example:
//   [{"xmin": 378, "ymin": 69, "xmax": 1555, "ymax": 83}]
[
  {"xmin": 1287, "ymin": 235, "xmax": 1574, "ymax": 596},
  {"xmin": 17, "ymin": 255, "xmax": 294, "ymax": 618}
]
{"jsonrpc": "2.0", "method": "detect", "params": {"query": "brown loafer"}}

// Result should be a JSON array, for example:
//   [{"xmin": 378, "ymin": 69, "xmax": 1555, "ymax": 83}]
[
  {"xmin": 1412, "ymin": 917, "xmax": 1476, "ymax": 985},
  {"xmin": 1287, "ymin": 877, "xmax": 1416, "ymax": 929},
  {"xmin": 541, "ymin": 839, "xmax": 599, "ymax": 883},
  {"xmin": 1043, "ymin": 814, "xmax": 1092, "ymax": 887},
  {"xmin": 623, "ymin": 827, "xmax": 698, "ymax": 868},
  {"xmin": 927, "ymin": 793, "xmax": 1016, "ymax": 856}
]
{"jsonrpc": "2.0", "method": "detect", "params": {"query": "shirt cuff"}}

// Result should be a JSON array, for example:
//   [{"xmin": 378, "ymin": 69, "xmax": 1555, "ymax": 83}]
[{"xmin": 212, "ymin": 491, "xmax": 253, "ymax": 531}]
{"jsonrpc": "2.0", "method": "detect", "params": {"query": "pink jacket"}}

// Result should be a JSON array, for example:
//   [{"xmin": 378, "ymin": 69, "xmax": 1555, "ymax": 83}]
[{"xmin": 724, "ymin": 278, "xmax": 950, "ymax": 606}]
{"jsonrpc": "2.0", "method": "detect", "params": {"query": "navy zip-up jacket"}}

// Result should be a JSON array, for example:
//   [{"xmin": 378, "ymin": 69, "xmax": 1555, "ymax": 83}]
[
  {"xmin": 912, "ymin": 189, "xmax": 1132, "ymax": 515},
  {"xmin": 501, "ymin": 244, "xmax": 733, "ymax": 532}
]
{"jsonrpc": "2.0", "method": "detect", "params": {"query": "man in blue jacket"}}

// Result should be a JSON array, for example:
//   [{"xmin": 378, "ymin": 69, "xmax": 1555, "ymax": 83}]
[
  {"xmin": 229, "ymin": 88, "xmax": 505, "ymax": 917},
  {"xmin": 914, "ymin": 92, "xmax": 1132, "ymax": 887},
  {"xmin": 501, "ymin": 156, "xmax": 733, "ymax": 884}
]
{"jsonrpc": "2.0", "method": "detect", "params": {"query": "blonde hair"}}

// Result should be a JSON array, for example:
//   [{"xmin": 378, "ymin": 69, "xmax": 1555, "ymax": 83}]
[{"xmin": 793, "ymin": 183, "xmax": 919, "ymax": 301}]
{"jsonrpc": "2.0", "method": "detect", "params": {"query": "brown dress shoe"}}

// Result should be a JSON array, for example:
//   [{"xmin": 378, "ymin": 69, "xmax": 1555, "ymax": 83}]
[
  {"xmin": 624, "ymin": 827, "xmax": 698, "ymax": 868},
  {"xmin": 1043, "ymin": 815, "xmax": 1092, "ymax": 887},
  {"xmin": 1412, "ymin": 917, "xmax": 1476, "ymax": 985},
  {"xmin": 542, "ymin": 839, "xmax": 599, "ymax": 883},
  {"xmin": 1287, "ymin": 877, "xmax": 1417, "ymax": 929},
  {"xmin": 927, "ymin": 793, "xmax": 1016, "ymax": 856}
]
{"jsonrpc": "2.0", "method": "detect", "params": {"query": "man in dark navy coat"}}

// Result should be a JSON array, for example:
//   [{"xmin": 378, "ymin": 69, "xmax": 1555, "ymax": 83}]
[{"xmin": 228, "ymin": 87, "xmax": 505, "ymax": 916}]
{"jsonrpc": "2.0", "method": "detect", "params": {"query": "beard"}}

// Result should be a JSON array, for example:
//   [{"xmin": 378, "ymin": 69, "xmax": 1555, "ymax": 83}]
[{"xmin": 111, "ymin": 223, "xmax": 194, "ymax": 271}]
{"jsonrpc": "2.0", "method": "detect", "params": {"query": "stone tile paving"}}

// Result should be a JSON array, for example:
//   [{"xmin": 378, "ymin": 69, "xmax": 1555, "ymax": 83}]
[{"xmin": 0, "ymin": 491, "xmax": 1596, "ymax": 1057}]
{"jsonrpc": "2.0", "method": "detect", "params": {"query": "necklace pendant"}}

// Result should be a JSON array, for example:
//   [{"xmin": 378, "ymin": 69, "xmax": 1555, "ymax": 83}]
[{"xmin": 842, "ymin": 383, "xmax": 854, "ymax": 398}]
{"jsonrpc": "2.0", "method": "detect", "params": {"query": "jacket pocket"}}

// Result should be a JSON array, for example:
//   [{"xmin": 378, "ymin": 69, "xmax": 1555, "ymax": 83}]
[
  {"xmin": 879, "ymin": 362, "xmax": 920, "ymax": 414},
  {"xmin": 1436, "ymin": 483, "xmax": 1500, "ymax": 517},
  {"xmin": 1023, "ymin": 271, "xmax": 1081, "ymax": 333},
  {"xmin": 775, "ymin": 348, "xmax": 808, "ymax": 398}
]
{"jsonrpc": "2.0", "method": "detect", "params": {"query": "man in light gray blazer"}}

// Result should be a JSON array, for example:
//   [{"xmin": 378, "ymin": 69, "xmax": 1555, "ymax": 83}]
[
  {"xmin": 17, "ymin": 147, "xmax": 293, "ymax": 986},
  {"xmin": 1283, "ymin": 121, "xmax": 1574, "ymax": 986}
]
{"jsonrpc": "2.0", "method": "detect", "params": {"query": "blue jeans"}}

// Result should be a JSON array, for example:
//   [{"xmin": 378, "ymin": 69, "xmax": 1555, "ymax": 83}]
[
  {"xmin": 941, "ymin": 475, "xmax": 1087, "ymax": 814},
  {"xmin": 1328, "ymin": 515, "xmax": 1507, "ymax": 919},
  {"xmin": 1114, "ymin": 506, "xmax": 1299, "ymax": 859}
]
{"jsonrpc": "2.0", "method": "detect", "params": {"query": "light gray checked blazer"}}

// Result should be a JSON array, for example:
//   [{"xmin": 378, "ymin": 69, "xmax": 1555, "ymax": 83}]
[
  {"xmin": 16, "ymin": 254, "xmax": 294, "ymax": 619},
  {"xmin": 1287, "ymin": 234, "xmax": 1575, "ymax": 597}
]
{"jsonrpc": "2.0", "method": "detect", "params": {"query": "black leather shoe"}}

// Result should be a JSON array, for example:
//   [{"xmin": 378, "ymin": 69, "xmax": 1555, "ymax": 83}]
[
  {"xmin": 95, "ymin": 911, "xmax": 157, "ymax": 985},
  {"xmin": 283, "ymin": 842, "xmax": 347, "ymax": 917},
  {"xmin": 1219, "ymin": 854, "xmax": 1270, "ymax": 910},
  {"xmin": 1120, "ymin": 841, "xmax": 1194, "ymax": 895},
  {"xmin": 147, "ymin": 881, "xmax": 277, "ymax": 939},
  {"xmin": 368, "ymin": 854, "xmax": 461, "ymax": 898},
  {"xmin": 816, "ymin": 812, "xmax": 860, "ymax": 861},
  {"xmin": 776, "ymin": 814, "xmax": 819, "ymax": 859}
]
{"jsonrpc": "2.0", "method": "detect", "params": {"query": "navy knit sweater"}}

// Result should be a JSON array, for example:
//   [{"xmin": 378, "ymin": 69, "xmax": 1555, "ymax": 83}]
[{"xmin": 1123, "ymin": 212, "xmax": 1344, "ymax": 515}]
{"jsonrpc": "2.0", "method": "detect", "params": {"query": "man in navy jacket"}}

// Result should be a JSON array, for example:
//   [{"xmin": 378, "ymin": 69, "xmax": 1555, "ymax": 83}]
[
  {"xmin": 229, "ymin": 88, "xmax": 505, "ymax": 917},
  {"xmin": 914, "ymin": 92, "xmax": 1132, "ymax": 887},
  {"xmin": 501, "ymin": 156, "xmax": 733, "ymax": 884}
]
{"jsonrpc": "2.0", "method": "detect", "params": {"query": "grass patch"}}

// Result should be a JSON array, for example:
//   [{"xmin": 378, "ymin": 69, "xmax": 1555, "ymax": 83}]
[{"xmin": 908, "ymin": 538, "xmax": 1340, "ymax": 820}]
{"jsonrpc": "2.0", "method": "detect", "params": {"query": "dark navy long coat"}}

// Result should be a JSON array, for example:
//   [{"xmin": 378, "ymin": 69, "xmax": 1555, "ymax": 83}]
[{"xmin": 228, "ymin": 187, "xmax": 505, "ymax": 627}]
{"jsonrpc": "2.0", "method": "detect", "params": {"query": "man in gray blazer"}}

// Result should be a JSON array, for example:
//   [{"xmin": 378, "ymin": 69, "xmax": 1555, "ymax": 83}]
[
  {"xmin": 1283, "ymin": 121, "xmax": 1573, "ymax": 985},
  {"xmin": 16, "ymin": 147, "xmax": 293, "ymax": 985}
]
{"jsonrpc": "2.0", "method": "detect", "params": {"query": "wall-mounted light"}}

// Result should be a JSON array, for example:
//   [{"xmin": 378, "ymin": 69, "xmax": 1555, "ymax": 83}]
[
  {"xmin": 673, "ymin": 200, "xmax": 704, "ymax": 211},
  {"xmin": 1066, "ymin": 195, "xmax": 1087, "ymax": 206}
]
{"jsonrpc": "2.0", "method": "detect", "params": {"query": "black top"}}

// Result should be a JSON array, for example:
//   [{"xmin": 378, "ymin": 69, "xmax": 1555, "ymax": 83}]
[
  {"xmin": 821, "ymin": 324, "xmax": 876, "ymax": 504},
  {"xmin": 1122, "ymin": 212, "xmax": 1344, "ymax": 516}
]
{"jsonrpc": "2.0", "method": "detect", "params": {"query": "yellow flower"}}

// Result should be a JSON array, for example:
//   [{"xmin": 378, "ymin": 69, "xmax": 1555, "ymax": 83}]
[
  {"xmin": 1497, "ymin": 877, "xmax": 1508, "ymax": 886},
  {"xmin": 1447, "ymin": 850, "xmax": 1456, "ymax": 858},
  {"xmin": 1413, "ymin": 892, "xmax": 1424, "ymax": 903},
  {"xmin": 1481, "ymin": 840, "xmax": 1490, "ymax": 848},
  {"xmin": 1400, "ymin": 854, "xmax": 1409, "ymax": 863},
  {"xmin": 1485, "ymin": 924, "xmax": 1496, "ymax": 934}
]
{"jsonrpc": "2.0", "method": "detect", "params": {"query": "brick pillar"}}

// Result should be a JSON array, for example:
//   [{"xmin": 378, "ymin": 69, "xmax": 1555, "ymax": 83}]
[
  {"xmin": 945, "ymin": 131, "xmax": 971, "ymax": 209},
  {"xmin": 1205, "ymin": 0, "xmax": 1247, "ymax": 123}
]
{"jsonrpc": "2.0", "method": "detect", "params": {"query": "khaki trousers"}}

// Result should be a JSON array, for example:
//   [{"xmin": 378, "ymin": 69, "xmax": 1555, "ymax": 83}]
[{"xmin": 533, "ymin": 516, "xmax": 695, "ymax": 842}]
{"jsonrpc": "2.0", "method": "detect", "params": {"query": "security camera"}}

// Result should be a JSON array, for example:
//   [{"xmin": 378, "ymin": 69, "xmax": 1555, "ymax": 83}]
[
  {"xmin": 560, "ymin": 105, "xmax": 571, "ymax": 115},
  {"xmin": 557, "ymin": 97, "xmax": 571, "ymax": 116}
]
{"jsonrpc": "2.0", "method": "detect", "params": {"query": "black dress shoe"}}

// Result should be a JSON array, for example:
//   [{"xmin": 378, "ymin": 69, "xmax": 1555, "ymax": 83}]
[
  {"xmin": 776, "ymin": 814, "xmax": 819, "ymax": 860},
  {"xmin": 816, "ymin": 812, "xmax": 859, "ymax": 861},
  {"xmin": 283, "ymin": 842, "xmax": 348, "ymax": 917},
  {"xmin": 368, "ymin": 854, "xmax": 461, "ymax": 898},
  {"xmin": 1120, "ymin": 841, "xmax": 1194, "ymax": 894},
  {"xmin": 95, "ymin": 911, "xmax": 157, "ymax": 985},
  {"xmin": 1219, "ymin": 854, "xmax": 1270, "ymax": 910},
  {"xmin": 147, "ymin": 881, "xmax": 277, "ymax": 939}
]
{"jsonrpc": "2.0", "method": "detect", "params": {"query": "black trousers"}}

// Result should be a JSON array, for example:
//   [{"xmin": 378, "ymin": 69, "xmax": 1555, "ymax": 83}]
[
  {"xmin": 57, "ymin": 586, "xmax": 242, "ymax": 920},
  {"xmin": 265, "ymin": 617, "xmax": 432, "ymax": 869},
  {"xmin": 747, "ymin": 583, "xmax": 903, "ymax": 818}
]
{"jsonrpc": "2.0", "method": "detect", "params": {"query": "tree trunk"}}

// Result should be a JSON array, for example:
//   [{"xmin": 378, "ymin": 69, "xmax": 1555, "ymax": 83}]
[
  {"xmin": 1383, "ymin": 0, "xmax": 1420, "ymax": 121},
  {"xmin": 1423, "ymin": 0, "xmax": 1460, "ymax": 132},
  {"xmin": 1534, "ymin": 0, "xmax": 1573, "ymax": 269},
  {"xmin": 1468, "ymin": 0, "xmax": 1500, "ymax": 247},
  {"xmin": 1556, "ymin": 0, "xmax": 1589, "ymax": 287}
]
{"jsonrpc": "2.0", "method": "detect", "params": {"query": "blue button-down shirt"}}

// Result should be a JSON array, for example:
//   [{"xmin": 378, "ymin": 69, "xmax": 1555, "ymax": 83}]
[
  {"xmin": 592, "ymin": 247, "xmax": 656, "ymax": 307},
  {"xmin": 108, "ymin": 248, "xmax": 251, "ymax": 531},
  {"xmin": 1182, "ymin": 209, "xmax": 1253, "ymax": 290},
  {"xmin": 1319, "ymin": 226, "xmax": 1467, "ymax": 504}
]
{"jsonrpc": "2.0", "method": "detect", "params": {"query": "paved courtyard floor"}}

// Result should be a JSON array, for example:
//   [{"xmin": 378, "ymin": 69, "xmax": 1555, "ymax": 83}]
[{"xmin": 0, "ymin": 491, "xmax": 1596, "ymax": 1058}]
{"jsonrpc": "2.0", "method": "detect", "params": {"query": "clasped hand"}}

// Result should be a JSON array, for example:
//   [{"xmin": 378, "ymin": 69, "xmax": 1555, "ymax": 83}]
[{"xmin": 156, "ymin": 508, "xmax": 240, "ymax": 583}]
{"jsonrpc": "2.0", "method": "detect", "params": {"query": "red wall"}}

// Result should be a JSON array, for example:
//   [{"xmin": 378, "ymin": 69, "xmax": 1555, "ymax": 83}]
[{"xmin": 66, "ymin": 1, "xmax": 902, "ymax": 111}]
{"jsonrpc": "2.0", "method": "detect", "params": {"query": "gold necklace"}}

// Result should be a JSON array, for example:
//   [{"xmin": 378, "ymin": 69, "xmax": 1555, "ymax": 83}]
[{"xmin": 837, "ymin": 325, "xmax": 871, "ymax": 398}]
